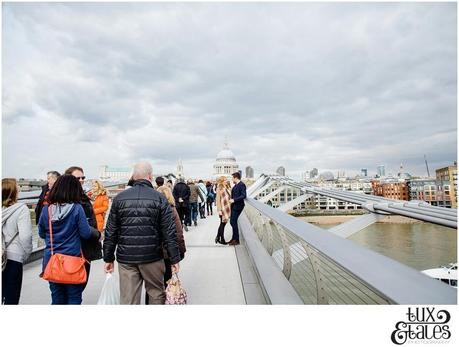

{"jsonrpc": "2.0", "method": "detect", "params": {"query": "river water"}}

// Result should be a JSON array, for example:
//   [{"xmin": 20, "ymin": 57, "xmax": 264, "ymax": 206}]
[{"xmin": 318, "ymin": 222, "xmax": 457, "ymax": 271}]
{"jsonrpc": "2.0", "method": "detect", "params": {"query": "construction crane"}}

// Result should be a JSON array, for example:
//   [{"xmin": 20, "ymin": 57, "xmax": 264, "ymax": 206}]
[{"xmin": 424, "ymin": 154, "xmax": 431, "ymax": 177}]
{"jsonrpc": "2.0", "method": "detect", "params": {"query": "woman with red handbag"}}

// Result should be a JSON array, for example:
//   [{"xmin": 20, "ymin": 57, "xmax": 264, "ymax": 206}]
[{"xmin": 38, "ymin": 175, "xmax": 99, "ymax": 305}]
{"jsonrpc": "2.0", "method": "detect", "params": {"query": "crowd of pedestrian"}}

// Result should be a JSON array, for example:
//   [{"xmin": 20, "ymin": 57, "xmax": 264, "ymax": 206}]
[{"xmin": 2, "ymin": 162, "xmax": 246, "ymax": 305}]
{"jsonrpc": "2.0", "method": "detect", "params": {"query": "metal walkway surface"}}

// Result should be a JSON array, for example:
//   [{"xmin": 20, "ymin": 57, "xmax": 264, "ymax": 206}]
[{"xmin": 19, "ymin": 212, "xmax": 265, "ymax": 305}]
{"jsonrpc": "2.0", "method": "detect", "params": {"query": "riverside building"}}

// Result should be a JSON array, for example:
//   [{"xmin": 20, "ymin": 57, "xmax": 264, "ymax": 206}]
[
  {"xmin": 98, "ymin": 165, "xmax": 132, "ymax": 181},
  {"xmin": 436, "ymin": 162, "xmax": 457, "ymax": 208}
]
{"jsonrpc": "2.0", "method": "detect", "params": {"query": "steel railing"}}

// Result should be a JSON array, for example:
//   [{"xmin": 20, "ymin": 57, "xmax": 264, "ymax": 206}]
[{"xmin": 242, "ymin": 197, "xmax": 456, "ymax": 304}]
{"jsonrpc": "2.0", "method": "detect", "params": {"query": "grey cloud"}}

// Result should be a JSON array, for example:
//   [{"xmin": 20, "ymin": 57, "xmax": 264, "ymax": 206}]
[{"xmin": 2, "ymin": 2, "xmax": 457, "ymax": 179}]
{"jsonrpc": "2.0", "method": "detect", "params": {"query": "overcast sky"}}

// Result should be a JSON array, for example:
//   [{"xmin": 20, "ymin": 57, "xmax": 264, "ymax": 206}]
[{"xmin": 2, "ymin": 2, "xmax": 457, "ymax": 180}]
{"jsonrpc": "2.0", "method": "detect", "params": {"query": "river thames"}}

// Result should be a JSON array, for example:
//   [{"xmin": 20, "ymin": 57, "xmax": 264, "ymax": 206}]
[{"xmin": 314, "ymin": 220, "xmax": 457, "ymax": 271}]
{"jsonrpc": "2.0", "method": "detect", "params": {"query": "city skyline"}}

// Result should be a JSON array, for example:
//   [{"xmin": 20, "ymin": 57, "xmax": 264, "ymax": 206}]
[
  {"xmin": 3, "ymin": 2, "xmax": 457, "ymax": 180},
  {"xmin": 12, "ymin": 158, "xmax": 454, "ymax": 182}
]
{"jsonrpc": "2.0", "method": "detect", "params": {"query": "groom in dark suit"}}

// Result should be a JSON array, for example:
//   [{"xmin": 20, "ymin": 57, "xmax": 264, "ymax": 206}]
[{"xmin": 228, "ymin": 172, "xmax": 247, "ymax": 246}]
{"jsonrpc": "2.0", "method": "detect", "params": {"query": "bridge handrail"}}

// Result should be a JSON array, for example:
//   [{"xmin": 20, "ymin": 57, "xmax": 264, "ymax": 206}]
[
  {"xmin": 244, "ymin": 197, "xmax": 456, "ymax": 304},
  {"xmin": 17, "ymin": 182, "xmax": 128, "ymax": 201}
]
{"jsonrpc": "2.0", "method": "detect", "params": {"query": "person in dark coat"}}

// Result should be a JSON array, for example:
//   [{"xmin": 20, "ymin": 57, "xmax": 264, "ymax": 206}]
[
  {"xmin": 104, "ymin": 162, "xmax": 181, "ymax": 305},
  {"xmin": 35, "ymin": 171, "xmax": 60, "ymax": 225},
  {"xmin": 205, "ymin": 181, "xmax": 215, "ymax": 216},
  {"xmin": 64, "ymin": 166, "xmax": 102, "ymax": 289},
  {"xmin": 188, "ymin": 181, "xmax": 202, "ymax": 227},
  {"xmin": 172, "ymin": 178, "xmax": 191, "ymax": 232},
  {"xmin": 157, "ymin": 186, "xmax": 186, "ymax": 284},
  {"xmin": 228, "ymin": 172, "xmax": 247, "ymax": 246},
  {"xmin": 127, "ymin": 176, "xmax": 135, "ymax": 188},
  {"xmin": 155, "ymin": 176, "xmax": 164, "ymax": 188}
]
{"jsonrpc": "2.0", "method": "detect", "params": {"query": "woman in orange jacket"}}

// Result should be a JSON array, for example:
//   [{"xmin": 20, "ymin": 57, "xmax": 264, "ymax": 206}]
[{"xmin": 88, "ymin": 180, "xmax": 109, "ymax": 232}]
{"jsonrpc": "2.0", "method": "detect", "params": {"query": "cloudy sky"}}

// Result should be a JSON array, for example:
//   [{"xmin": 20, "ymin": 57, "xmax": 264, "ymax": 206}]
[{"xmin": 2, "ymin": 2, "xmax": 457, "ymax": 180}]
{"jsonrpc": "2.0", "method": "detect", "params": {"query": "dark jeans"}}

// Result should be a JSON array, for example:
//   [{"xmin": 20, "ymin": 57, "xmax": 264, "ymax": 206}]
[
  {"xmin": 177, "ymin": 203, "xmax": 189, "ymax": 226},
  {"xmin": 82, "ymin": 262, "xmax": 91, "ymax": 290},
  {"xmin": 230, "ymin": 208, "xmax": 243, "ymax": 242},
  {"xmin": 49, "ymin": 282, "xmax": 85, "ymax": 305},
  {"xmin": 190, "ymin": 202, "xmax": 198, "ymax": 222},
  {"xmin": 217, "ymin": 216, "xmax": 227, "ymax": 241},
  {"xmin": 2, "ymin": 259, "xmax": 23, "ymax": 305},
  {"xmin": 184, "ymin": 209, "xmax": 191, "ymax": 226},
  {"xmin": 206, "ymin": 201, "xmax": 213, "ymax": 215},
  {"xmin": 199, "ymin": 203, "xmax": 206, "ymax": 218}
]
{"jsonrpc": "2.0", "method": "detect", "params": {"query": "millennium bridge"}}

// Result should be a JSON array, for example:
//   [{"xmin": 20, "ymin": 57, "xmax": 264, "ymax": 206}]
[{"xmin": 18, "ymin": 174, "xmax": 457, "ymax": 304}]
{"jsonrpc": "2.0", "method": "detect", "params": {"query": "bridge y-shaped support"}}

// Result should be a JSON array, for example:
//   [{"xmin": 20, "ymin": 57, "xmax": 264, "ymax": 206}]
[
  {"xmin": 250, "ymin": 180, "xmax": 277, "ymax": 199},
  {"xmin": 259, "ymin": 186, "xmax": 288, "ymax": 203},
  {"xmin": 271, "ymin": 212, "xmax": 387, "ymax": 271},
  {"xmin": 277, "ymin": 194, "xmax": 314, "ymax": 212},
  {"xmin": 247, "ymin": 175, "xmax": 269, "ymax": 196},
  {"xmin": 328, "ymin": 213, "xmax": 386, "ymax": 238}
]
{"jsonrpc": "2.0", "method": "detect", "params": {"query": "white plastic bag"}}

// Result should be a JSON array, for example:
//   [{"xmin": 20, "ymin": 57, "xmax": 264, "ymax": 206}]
[{"xmin": 97, "ymin": 273, "xmax": 120, "ymax": 305}]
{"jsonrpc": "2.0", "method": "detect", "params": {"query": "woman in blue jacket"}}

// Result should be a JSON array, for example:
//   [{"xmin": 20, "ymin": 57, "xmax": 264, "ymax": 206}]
[{"xmin": 38, "ymin": 175, "xmax": 99, "ymax": 305}]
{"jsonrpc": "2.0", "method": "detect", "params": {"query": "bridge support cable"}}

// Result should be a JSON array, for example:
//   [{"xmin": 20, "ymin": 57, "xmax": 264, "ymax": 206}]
[
  {"xmin": 263, "ymin": 176, "xmax": 457, "ymax": 229},
  {"xmin": 328, "ymin": 213, "xmax": 386, "ymax": 238}
]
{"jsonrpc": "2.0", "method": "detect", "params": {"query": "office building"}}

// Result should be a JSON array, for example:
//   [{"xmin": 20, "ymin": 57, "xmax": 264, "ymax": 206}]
[
  {"xmin": 276, "ymin": 166, "xmax": 286, "ymax": 176},
  {"xmin": 99, "ymin": 165, "xmax": 132, "ymax": 181},
  {"xmin": 246, "ymin": 166, "xmax": 254, "ymax": 179},
  {"xmin": 436, "ymin": 162, "xmax": 457, "ymax": 208}
]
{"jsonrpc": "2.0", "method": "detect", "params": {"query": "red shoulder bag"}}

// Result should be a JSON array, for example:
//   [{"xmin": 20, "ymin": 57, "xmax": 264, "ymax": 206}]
[{"xmin": 42, "ymin": 205, "xmax": 88, "ymax": 284}]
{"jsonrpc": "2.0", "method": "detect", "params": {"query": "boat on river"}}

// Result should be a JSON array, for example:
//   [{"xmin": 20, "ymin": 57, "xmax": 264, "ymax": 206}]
[{"xmin": 422, "ymin": 263, "xmax": 457, "ymax": 288}]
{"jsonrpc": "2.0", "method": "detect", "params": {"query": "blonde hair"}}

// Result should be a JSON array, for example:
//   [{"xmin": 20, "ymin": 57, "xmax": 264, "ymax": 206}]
[
  {"xmin": 217, "ymin": 176, "xmax": 227, "ymax": 189},
  {"xmin": 2, "ymin": 178, "xmax": 18, "ymax": 207},
  {"xmin": 157, "ymin": 186, "xmax": 175, "ymax": 206},
  {"xmin": 92, "ymin": 180, "xmax": 107, "ymax": 196}
]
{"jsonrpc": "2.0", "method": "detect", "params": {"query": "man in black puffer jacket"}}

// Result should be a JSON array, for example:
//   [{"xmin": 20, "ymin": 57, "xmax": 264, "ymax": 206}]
[{"xmin": 103, "ymin": 162, "xmax": 181, "ymax": 305}]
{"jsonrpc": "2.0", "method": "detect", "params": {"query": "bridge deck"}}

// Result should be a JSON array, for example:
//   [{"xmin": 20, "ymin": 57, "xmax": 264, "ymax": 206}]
[{"xmin": 20, "ymin": 212, "xmax": 265, "ymax": 304}]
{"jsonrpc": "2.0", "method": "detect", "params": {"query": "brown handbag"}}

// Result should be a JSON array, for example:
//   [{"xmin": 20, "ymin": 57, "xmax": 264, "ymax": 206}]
[{"xmin": 42, "ymin": 205, "xmax": 88, "ymax": 284}]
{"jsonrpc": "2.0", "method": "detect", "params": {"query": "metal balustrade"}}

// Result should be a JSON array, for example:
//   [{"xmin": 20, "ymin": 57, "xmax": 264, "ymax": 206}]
[{"xmin": 243, "ymin": 197, "xmax": 457, "ymax": 304}]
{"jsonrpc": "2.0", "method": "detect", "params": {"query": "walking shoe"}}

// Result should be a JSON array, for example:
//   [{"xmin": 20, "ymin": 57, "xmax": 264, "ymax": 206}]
[
  {"xmin": 185, "ymin": 225, "xmax": 189, "ymax": 232},
  {"xmin": 194, "ymin": 220, "xmax": 197, "ymax": 226},
  {"xmin": 228, "ymin": 240, "xmax": 240, "ymax": 246}
]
